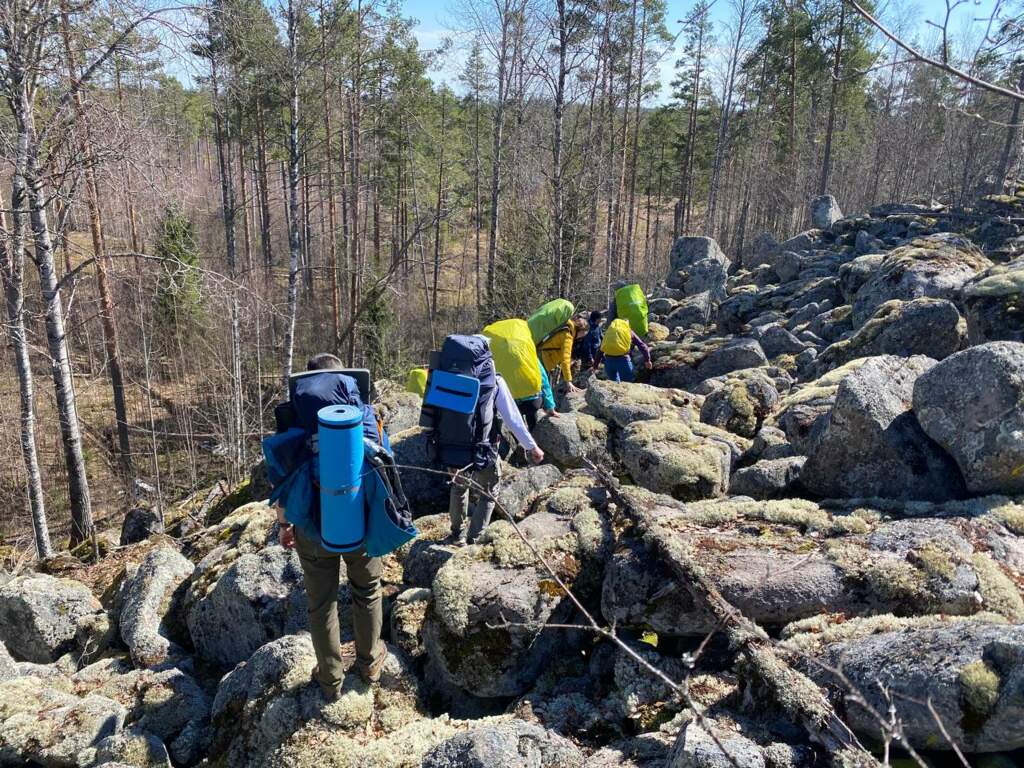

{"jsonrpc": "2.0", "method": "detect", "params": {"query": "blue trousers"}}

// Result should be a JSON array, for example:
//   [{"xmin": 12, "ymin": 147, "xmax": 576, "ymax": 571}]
[{"xmin": 604, "ymin": 355, "xmax": 635, "ymax": 383}]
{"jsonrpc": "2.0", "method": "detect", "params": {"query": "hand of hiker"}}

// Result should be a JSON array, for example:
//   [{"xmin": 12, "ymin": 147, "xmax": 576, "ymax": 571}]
[
  {"xmin": 565, "ymin": 383, "xmax": 581, "ymax": 394},
  {"xmin": 546, "ymin": 409, "xmax": 560, "ymax": 419},
  {"xmin": 528, "ymin": 447, "xmax": 545, "ymax": 465},
  {"xmin": 644, "ymin": 361, "xmax": 653, "ymax": 370},
  {"xmin": 279, "ymin": 523, "xmax": 295, "ymax": 549}
]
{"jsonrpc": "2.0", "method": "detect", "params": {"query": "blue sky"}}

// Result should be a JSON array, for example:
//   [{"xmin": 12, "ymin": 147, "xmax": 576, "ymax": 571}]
[{"xmin": 401, "ymin": 0, "xmax": 1004, "ymax": 103}]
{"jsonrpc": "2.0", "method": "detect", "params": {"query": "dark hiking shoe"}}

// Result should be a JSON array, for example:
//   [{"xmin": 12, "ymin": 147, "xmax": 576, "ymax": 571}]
[{"xmin": 311, "ymin": 666, "xmax": 340, "ymax": 701}]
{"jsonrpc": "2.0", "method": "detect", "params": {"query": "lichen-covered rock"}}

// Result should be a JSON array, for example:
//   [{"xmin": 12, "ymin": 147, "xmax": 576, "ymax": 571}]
[
  {"xmin": 729, "ymin": 457, "xmax": 804, "ymax": 499},
  {"xmin": 695, "ymin": 339, "xmax": 767, "ymax": 382},
  {"xmin": 181, "ymin": 500, "xmax": 278, "ymax": 564},
  {"xmin": 376, "ymin": 389, "xmax": 424, "ymax": 435},
  {"xmin": 0, "ymin": 676, "xmax": 127, "ymax": 767},
  {"xmin": 423, "ymin": 487, "xmax": 610, "ymax": 697},
  {"xmin": 750, "ymin": 325, "xmax": 806, "ymax": 359},
  {"xmin": 532, "ymin": 409, "xmax": 610, "ymax": 469},
  {"xmin": 665, "ymin": 293, "xmax": 713, "ymax": 331},
  {"xmin": 771, "ymin": 358, "xmax": 870, "ymax": 453},
  {"xmin": 806, "ymin": 623, "xmax": 1024, "ymax": 752},
  {"xmin": 814, "ymin": 298, "xmax": 964, "ymax": 375},
  {"xmin": 586, "ymin": 379, "xmax": 696, "ymax": 429},
  {"xmin": 0, "ymin": 641, "xmax": 15, "ymax": 682},
  {"xmin": 963, "ymin": 257, "xmax": 1024, "ymax": 344},
  {"xmin": 615, "ymin": 419, "xmax": 746, "ymax": 501},
  {"xmin": 209, "ymin": 633, "xmax": 421, "ymax": 768},
  {"xmin": 420, "ymin": 719, "xmax": 584, "ymax": 768},
  {"xmin": 185, "ymin": 544, "xmax": 307, "ymax": 668},
  {"xmin": 87, "ymin": 727, "xmax": 171, "ymax": 768},
  {"xmin": 120, "ymin": 508, "xmax": 165, "ymax": 546},
  {"xmin": 913, "ymin": 342, "xmax": 1024, "ymax": 495},
  {"xmin": 601, "ymin": 491, "xmax": 1022, "ymax": 636},
  {"xmin": 496, "ymin": 464, "xmax": 563, "ymax": 519},
  {"xmin": 851, "ymin": 233, "xmax": 992, "ymax": 325},
  {"xmin": 667, "ymin": 237, "xmax": 730, "ymax": 301},
  {"xmin": 119, "ymin": 547, "xmax": 194, "ymax": 668},
  {"xmin": 699, "ymin": 376, "xmax": 779, "ymax": 438},
  {"xmin": 669, "ymin": 721, "xmax": 766, "ymax": 768},
  {"xmin": 800, "ymin": 355, "xmax": 964, "ymax": 501},
  {"xmin": 71, "ymin": 659, "xmax": 211, "ymax": 766},
  {"xmin": 0, "ymin": 573, "xmax": 104, "ymax": 663}
]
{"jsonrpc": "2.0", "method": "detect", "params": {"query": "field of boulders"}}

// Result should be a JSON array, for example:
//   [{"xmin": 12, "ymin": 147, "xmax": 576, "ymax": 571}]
[{"xmin": 4, "ymin": 191, "xmax": 1024, "ymax": 767}]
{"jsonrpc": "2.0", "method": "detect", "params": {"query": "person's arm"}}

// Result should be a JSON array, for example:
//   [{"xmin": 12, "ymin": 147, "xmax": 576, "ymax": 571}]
[
  {"xmin": 559, "ymin": 330, "xmax": 574, "ymax": 382},
  {"xmin": 538, "ymin": 361, "xmax": 555, "ymax": 411},
  {"xmin": 632, "ymin": 331, "xmax": 652, "ymax": 366},
  {"xmin": 494, "ymin": 377, "xmax": 539, "ymax": 453}
]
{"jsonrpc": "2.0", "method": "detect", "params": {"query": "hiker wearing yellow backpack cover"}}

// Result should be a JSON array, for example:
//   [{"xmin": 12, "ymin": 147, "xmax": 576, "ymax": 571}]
[
  {"xmin": 482, "ymin": 319, "xmax": 558, "ymax": 431},
  {"xmin": 538, "ymin": 315, "xmax": 588, "ymax": 393},
  {"xmin": 594, "ymin": 317, "xmax": 652, "ymax": 383}
]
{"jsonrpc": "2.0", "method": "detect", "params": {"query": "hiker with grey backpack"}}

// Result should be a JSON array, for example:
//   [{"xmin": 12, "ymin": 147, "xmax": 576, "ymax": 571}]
[{"xmin": 421, "ymin": 334, "xmax": 544, "ymax": 545}]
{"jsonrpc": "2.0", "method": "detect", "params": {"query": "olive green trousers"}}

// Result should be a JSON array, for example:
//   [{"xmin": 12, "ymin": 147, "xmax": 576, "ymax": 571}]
[{"xmin": 295, "ymin": 530, "xmax": 383, "ymax": 695}]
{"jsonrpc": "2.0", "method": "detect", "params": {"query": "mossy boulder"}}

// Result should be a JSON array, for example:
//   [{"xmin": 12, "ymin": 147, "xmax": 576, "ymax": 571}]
[
  {"xmin": 0, "ymin": 572, "xmax": 105, "ymax": 663},
  {"xmin": 963, "ymin": 257, "xmax": 1024, "ymax": 344},
  {"xmin": 804, "ymin": 623, "xmax": 1024, "ymax": 752},
  {"xmin": 601, "ymin": 491, "xmax": 1022, "ymax": 637},
  {"xmin": 771, "ymin": 357, "xmax": 870, "ymax": 453},
  {"xmin": 422, "ymin": 482, "xmax": 611, "ymax": 698},
  {"xmin": 586, "ymin": 379, "xmax": 697, "ymax": 428},
  {"xmin": 532, "ymin": 409, "xmax": 611, "ymax": 470},
  {"xmin": 118, "ymin": 546, "xmax": 194, "ymax": 668},
  {"xmin": 850, "ymin": 233, "xmax": 992, "ymax": 325},
  {"xmin": 814, "ymin": 297, "xmax": 965, "ymax": 375},
  {"xmin": 421, "ymin": 719, "xmax": 585, "ymax": 768},
  {"xmin": 699, "ymin": 374, "xmax": 779, "ymax": 438},
  {"xmin": 615, "ymin": 419, "xmax": 747, "ymax": 501}
]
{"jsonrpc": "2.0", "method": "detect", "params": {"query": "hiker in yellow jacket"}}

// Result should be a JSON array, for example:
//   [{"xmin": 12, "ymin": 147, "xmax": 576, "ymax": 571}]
[{"xmin": 539, "ymin": 316, "xmax": 588, "ymax": 393}]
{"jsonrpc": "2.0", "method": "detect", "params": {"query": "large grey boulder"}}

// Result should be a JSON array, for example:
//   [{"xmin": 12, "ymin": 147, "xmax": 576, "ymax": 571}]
[
  {"xmin": 391, "ymin": 427, "xmax": 450, "ymax": 515},
  {"xmin": 814, "ymin": 298, "xmax": 964, "ymax": 375},
  {"xmin": 772, "ymin": 358, "xmax": 870, "ymax": 454},
  {"xmin": 185, "ymin": 545, "xmax": 307, "ymax": 668},
  {"xmin": 601, "ymin": 492, "xmax": 1019, "ymax": 637},
  {"xmin": 809, "ymin": 194, "xmax": 843, "ymax": 230},
  {"xmin": 667, "ymin": 237, "xmax": 730, "ymax": 301},
  {"xmin": 801, "ymin": 355, "xmax": 964, "ymax": 501},
  {"xmin": 496, "ymin": 464, "xmax": 563, "ymax": 519},
  {"xmin": 120, "ymin": 547, "xmax": 194, "ymax": 668},
  {"xmin": 695, "ymin": 339, "xmax": 767, "ymax": 381},
  {"xmin": 0, "ymin": 642, "xmax": 15, "ymax": 682},
  {"xmin": 532, "ymin": 409, "xmax": 610, "ymax": 470},
  {"xmin": 913, "ymin": 342, "xmax": 1024, "ymax": 495},
  {"xmin": 851, "ymin": 233, "xmax": 992, "ymax": 325},
  {"xmin": 699, "ymin": 375, "xmax": 779, "ymax": 438},
  {"xmin": 0, "ymin": 676, "xmax": 127, "ymax": 767},
  {"xmin": 807, "ymin": 623, "xmax": 1024, "ymax": 753},
  {"xmin": 376, "ymin": 389, "xmax": 424, "ymax": 434},
  {"xmin": 210, "ymin": 633, "xmax": 421, "ymax": 767},
  {"xmin": 963, "ymin": 257, "xmax": 1024, "ymax": 344},
  {"xmin": 89, "ymin": 727, "xmax": 171, "ymax": 768},
  {"xmin": 729, "ymin": 457, "xmax": 805, "ymax": 499},
  {"xmin": 423, "ymin": 490, "xmax": 609, "ymax": 698},
  {"xmin": 0, "ymin": 573, "xmax": 104, "ymax": 663},
  {"xmin": 420, "ymin": 719, "xmax": 584, "ymax": 768},
  {"xmin": 669, "ymin": 721, "xmax": 766, "ymax": 768},
  {"xmin": 665, "ymin": 292, "xmax": 713, "ymax": 330}
]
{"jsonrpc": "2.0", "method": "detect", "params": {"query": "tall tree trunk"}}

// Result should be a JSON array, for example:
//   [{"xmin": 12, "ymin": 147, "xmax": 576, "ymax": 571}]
[
  {"xmin": 624, "ymin": 0, "xmax": 647, "ymax": 274},
  {"xmin": 61, "ymin": 8, "xmax": 132, "ymax": 479},
  {"xmin": 551, "ymin": 0, "xmax": 568, "ymax": 296},
  {"xmin": 2, "ymin": 177, "xmax": 52, "ymax": 559},
  {"xmin": 995, "ymin": 70, "xmax": 1024, "ymax": 188},
  {"xmin": 320, "ymin": 0, "xmax": 341, "ymax": 349},
  {"xmin": 432, "ymin": 91, "xmax": 447, "ymax": 319},
  {"xmin": 26, "ymin": 141, "xmax": 94, "ymax": 546},
  {"xmin": 818, "ymin": 0, "xmax": 845, "ymax": 196},
  {"xmin": 254, "ymin": 100, "xmax": 274, "ymax": 270},
  {"xmin": 282, "ymin": 0, "xmax": 302, "ymax": 383},
  {"xmin": 486, "ymin": 0, "xmax": 513, "ymax": 303}
]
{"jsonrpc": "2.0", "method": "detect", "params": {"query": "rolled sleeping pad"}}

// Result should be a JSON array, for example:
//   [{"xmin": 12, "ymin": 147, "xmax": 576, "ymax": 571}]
[{"xmin": 318, "ymin": 404, "xmax": 366, "ymax": 553}]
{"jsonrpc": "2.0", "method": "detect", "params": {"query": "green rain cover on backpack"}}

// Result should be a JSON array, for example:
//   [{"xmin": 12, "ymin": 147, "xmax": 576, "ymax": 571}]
[
  {"xmin": 527, "ymin": 298, "xmax": 575, "ymax": 344},
  {"xmin": 615, "ymin": 284, "xmax": 649, "ymax": 337}
]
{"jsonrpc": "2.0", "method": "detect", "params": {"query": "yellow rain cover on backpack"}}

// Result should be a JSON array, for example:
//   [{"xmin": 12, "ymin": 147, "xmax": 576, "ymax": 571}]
[
  {"xmin": 405, "ymin": 367, "xmax": 428, "ymax": 398},
  {"xmin": 601, "ymin": 318, "xmax": 633, "ymax": 357},
  {"xmin": 482, "ymin": 319, "xmax": 543, "ymax": 400}
]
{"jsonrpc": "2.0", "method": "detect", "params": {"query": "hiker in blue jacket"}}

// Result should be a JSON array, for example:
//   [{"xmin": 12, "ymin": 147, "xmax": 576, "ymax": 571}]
[{"xmin": 577, "ymin": 310, "xmax": 605, "ymax": 370}]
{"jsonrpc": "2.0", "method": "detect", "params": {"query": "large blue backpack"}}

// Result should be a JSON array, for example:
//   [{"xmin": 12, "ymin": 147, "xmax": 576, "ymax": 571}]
[{"xmin": 428, "ymin": 335, "xmax": 501, "ymax": 470}]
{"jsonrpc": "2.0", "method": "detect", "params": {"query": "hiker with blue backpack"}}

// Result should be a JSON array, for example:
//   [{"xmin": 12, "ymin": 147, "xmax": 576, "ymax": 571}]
[
  {"xmin": 577, "ymin": 310, "xmax": 605, "ymax": 371},
  {"xmin": 421, "ymin": 335, "xmax": 544, "ymax": 545},
  {"xmin": 263, "ymin": 354, "xmax": 416, "ymax": 700}
]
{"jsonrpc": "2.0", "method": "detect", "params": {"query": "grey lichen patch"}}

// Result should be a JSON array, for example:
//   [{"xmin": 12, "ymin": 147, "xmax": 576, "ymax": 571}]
[
  {"xmin": 781, "ymin": 612, "xmax": 1008, "ymax": 653},
  {"xmin": 677, "ymin": 498, "xmax": 864, "ymax": 535},
  {"xmin": 864, "ymin": 558, "xmax": 929, "ymax": 605},
  {"xmin": 970, "ymin": 553, "xmax": 1024, "ymax": 621},
  {"xmin": 430, "ymin": 557, "xmax": 477, "ymax": 635}
]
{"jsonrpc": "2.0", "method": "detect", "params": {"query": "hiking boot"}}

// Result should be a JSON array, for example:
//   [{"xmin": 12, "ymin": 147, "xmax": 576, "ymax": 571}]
[
  {"xmin": 358, "ymin": 646, "xmax": 388, "ymax": 684},
  {"xmin": 311, "ymin": 666, "xmax": 340, "ymax": 701}
]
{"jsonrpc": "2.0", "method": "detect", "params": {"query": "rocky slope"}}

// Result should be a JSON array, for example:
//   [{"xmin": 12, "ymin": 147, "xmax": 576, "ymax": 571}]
[{"xmin": 3, "ymin": 192, "xmax": 1024, "ymax": 767}]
